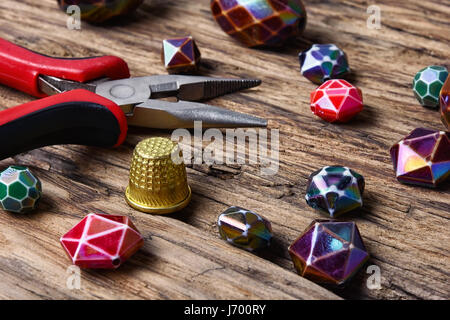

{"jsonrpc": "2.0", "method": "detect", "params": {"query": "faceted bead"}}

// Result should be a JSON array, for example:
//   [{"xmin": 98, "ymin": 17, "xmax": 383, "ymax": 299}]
[
  {"xmin": 305, "ymin": 166, "xmax": 365, "ymax": 218},
  {"xmin": 412, "ymin": 66, "xmax": 448, "ymax": 109},
  {"xmin": 210, "ymin": 0, "xmax": 307, "ymax": 47},
  {"xmin": 289, "ymin": 220, "xmax": 369, "ymax": 285},
  {"xmin": 390, "ymin": 128, "xmax": 450, "ymax": 188},
  {"xmin": 217, "ymin": 206, "xmax": 272, "ymax": 252},
  {"xmin": 440, "ymin": 74, "xmax": 450, "ymax": 130},
  {"xmin": 310, "ymin": 79, "xmax": 363, "ymax": 123},
  {"xmin": 57, "ymin": 0, "xmax": 144, "ymax": 23},
  {"xmin": 0, "ymin": 166, "xmax": 42, "ymax": 214},
  {"xmin": 299, "ymin": 44, "xmax": 350, "ymax": 84},
  {"xmin": 162, "ymin": 36, "xmax": 201, "ymax": 74},
  {"xmin": 60, "ymin": 213, "xmax": 144, "ymax": 269}
]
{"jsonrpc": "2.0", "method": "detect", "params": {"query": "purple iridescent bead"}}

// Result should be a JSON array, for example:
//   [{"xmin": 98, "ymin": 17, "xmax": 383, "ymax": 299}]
[
  {"xmin": 289, "ymin": 220, "xmax": 369, "ymax": 285},
  {"xmin": 390, "ymin": 128, "xmax": 450, "ymax": 188},
  {"xmin": 299, "ymin": 44, "xmax": 350, "ymax": 84}
]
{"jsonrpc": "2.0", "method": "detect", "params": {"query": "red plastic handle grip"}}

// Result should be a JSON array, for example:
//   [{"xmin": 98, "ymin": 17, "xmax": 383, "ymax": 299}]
[
  {"xmin": 0, "ymin": 89, "xmax": 128, "ymax": 160},
  {"xmin": 0, "ymin": 38, "xmax": 130, "ymax": 98}
]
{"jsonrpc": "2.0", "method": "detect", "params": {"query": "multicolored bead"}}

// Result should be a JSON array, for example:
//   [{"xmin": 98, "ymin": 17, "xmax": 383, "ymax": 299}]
[
  {"xmin": 299, "ymin": 44, "xmax": 350, "ymax": 84},
  {"xmin": 305, "ymin": 166, "xmax": 365, "ymax": 218},
  {"xmin": 310, "ymin": 79, "xmax": 364, "ymax": 123},
  {"xmin": 0, "ymin": 166, "xmax": 42, "ymax": 214},
  {"xmin": 60, "ymin": 213, "xmax": 144, "ymax": 269},
  {"xmin": 289, "ymin": 220, "xmax": 369, "ymax": 285},
  {"xmin": 210, "ymin": 0, "xmax": 307, "ymax": 47},
  {"xmin": 57, "ymin": 0, "xmax": 144, "ymax": 23},
  {"xmin": 440, "ymin": 74, "xmax": 450, "ymax": 130},
  {"xmin": 162, "ymin": 36, "xmax": 201, "ymax": 74},
  {"xmin": 217, "ymin": 206, "xmax": 272, "ymax": 252},
  {"xmin": 412, "ymin": 66, "xmax": 448, "ymax": 109},
  {"xmin": 390, "ymin": 128, "xmax": 450, "ymax": 188}
]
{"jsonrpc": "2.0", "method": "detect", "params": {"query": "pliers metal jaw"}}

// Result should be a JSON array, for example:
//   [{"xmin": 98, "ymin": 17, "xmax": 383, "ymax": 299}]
[
  {"xmin": 0, "ymin": 38, "xmax": 267, "ymax": 160},
  {"xmin": 39, "ymin": 74, "xmax": 267, "ymax": 128}
]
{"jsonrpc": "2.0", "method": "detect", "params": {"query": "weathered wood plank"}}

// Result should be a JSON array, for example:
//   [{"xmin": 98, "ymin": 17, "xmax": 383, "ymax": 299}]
[{"xmin": 0, "ymin": 0, "xmax": 448, "ymax": 299}]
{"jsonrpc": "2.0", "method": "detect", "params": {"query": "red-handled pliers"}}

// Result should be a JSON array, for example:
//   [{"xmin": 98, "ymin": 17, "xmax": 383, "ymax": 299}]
[{"xmin": 0, "ymin": 38, "xmax": 266, "ymax": 160}]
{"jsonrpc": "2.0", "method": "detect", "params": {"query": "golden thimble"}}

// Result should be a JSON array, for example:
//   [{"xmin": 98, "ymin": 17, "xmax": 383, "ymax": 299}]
[{"xmin": 125, "ymin": 137, "xmax": 191, "ymax": 214}]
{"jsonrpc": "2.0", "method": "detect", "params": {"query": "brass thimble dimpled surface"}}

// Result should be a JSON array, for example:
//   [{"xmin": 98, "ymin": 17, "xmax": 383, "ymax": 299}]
[{"xmin": 125, "ymin": 137, "xmax": 191, "ymax": 214}]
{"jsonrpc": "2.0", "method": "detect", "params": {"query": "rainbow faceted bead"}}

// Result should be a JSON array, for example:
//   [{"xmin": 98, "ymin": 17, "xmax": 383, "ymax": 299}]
[
  {"xmin": 210, "ymin": 0, "xmax": 307, "ymax": 47},
  {"xmin": 299, "ymin": 44, "xmax": 350, "ymax": 85},
  {"xmin": 440, "ymin": 74, "xmax": 450, "ymax": 130},
  {"xmin": 218, "ymin": 206, "xmax": 272, "ymax": 252},
  {"xmin": 60, "ymin": 213, "xmax": 144, "ymax": 269},
  {"xmin": 57, "ymin": 0, "xmax": 143, "ymax": 23},
  {"xmin": 390, "ymin": 128, "xmax": 450, "ymax": 188},
  {"xmin": 305, "ymin": 166, "xmax": 365, "ymax": 218},
  {"xmin": 412, "ymin": 66, "xmax": 448, "ymax": 109},
  {"xmin": 0, "ymin": 166, "xmax": 42, "ymax": 214},
  {"xmin": 310, "ymin": 79, "xmax": 364, "ymax": 123},
  {"xmin": 162, "ymin": 36, "xmax": 201, "ymax": 74},
  {"xmin": 289, "ymin": 220, "xmax": 369, "ymax": 285}
]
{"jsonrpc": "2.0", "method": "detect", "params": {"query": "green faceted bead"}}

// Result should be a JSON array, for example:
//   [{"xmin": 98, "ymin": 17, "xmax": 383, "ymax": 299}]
[
  {"xmin": 412, "ymin": 65, "xmax": 448, "ymax": 108},
  {"xmin": 0, "ymin": 166, "xmax": 42, "ymax": 213}
]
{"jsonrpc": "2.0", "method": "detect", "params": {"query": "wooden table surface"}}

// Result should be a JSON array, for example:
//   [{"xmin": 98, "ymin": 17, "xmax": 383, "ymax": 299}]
[{"xmin": 0, "ymin": 0, "xmax": 449, "ymax": 300}]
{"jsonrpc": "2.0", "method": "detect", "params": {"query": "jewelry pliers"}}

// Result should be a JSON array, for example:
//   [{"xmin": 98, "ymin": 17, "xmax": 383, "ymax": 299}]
[{"xmin": 0, "ymin": 38, "xmax": 266, "ymax": 160}]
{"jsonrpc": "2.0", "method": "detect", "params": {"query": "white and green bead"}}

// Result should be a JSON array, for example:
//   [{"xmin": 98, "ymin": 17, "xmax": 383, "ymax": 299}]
[
  {"xmin": 412, "ymin": 66, "xmax": 448, "ymax": 108},
  {"xmin": 0, "ymin": 166, "xmax": 42, "ymax": 213}
]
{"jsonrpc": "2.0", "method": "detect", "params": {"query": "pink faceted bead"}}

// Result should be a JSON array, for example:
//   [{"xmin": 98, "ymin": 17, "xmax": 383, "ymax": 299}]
[
  {"xmin": 60, "ymin": 213, "xmax": 144, "ymax": 269},
  {"xmin": 310, "ymin": 79, "xmax": 363, "ymax": 123}
]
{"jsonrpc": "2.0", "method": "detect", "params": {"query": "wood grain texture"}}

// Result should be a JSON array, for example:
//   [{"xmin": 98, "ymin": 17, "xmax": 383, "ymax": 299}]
[{"xmin": 0, "ymin": 0, "xmax": 449, "ymax": 300}]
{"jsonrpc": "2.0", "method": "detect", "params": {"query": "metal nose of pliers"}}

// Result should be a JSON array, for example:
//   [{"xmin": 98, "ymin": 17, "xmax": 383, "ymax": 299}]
[{"xmin": 40, "ymin": 74, "xmax": 268, "ymax": 129}]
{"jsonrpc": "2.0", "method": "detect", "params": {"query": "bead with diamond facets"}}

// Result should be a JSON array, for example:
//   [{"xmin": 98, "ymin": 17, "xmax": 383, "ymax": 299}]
[
  {"xmin": 0, "ymin": 166, "xmax": 42, "ymax": 214},
  {"xmin": 440, "ymin": 74, "xmax": 450, "ymax": 130},
  {"xmin": 299, "ymin": 44, "xmax": 350, "ymax": 85},
  {"xmin": 289, "ymin": 220, "xmax": 369, "ymax": 285},
  {"xmin": 310, "ymin": 79, "xmax": 363, "ymax": 123},
  {"xmin": 305, "ymin": 166, "xmax": 365, "ymax": 218},
  {"xmin": 390, "ymin": 128, "xmax": 450, "ymax": 188},
  {"xmin": 162, "ymin": 36, "xmax": 201, "ymax": 74},
  {"xmin": 60, "ymin": 213, "xmax": 144, "ymax": 269},
  {"xmin": 413, "ymin": 66, "xmax": 448, "ymax": 109},
  {"xmin": 210, "ymin": 0, "xmax": 307, "ymax": 47},
  {"xmin": 218, "ymin": 206, "xmax": 272, "ymax": 252}
]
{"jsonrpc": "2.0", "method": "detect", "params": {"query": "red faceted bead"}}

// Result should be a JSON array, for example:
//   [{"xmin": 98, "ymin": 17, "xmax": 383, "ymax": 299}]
[
  {"xmin": 310, "ymin": 79, "xmax": 363, "ymax": 123},
  {"xmin": 211, "ymin": 0, "xmax": 307, "ymax": 47},
  {"xmin": 162, "ymin": 36, "xmax": 201, "ymax": 74},
  {"xmin": 60, "ymin": 213, "xmax": 144, "ymax": 269}
]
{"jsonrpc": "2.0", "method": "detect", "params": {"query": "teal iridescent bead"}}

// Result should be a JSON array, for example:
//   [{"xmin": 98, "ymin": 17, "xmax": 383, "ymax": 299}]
[
  {"xmin": 218, "ymin": 206, "xmax": 272, "ymax": 251},
  {"xmin": 413, "ymin": 66, "xmax": 448, "ymax": 108},
  {"xmin": 305, "ymin": 166, "xmax": 365, "ymax": 218},
  {"xmin": 0, "ymin": 166, "xmax": 42, "ymax": 213}
]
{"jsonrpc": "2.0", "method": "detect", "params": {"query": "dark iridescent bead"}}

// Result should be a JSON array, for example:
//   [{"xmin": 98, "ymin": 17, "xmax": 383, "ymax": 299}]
[
  {"xmin": 289, "ymin": 220, "xmax": 369, "ymax": 285},
  {"xmin": 299, "ymin": 44, "xmax": 350, "ymax": 84},
  {"xmin": 218, "ymin": 206, "xmax": 272, "ymax": 252},
  {"xmin": 57, "ymin": 0, "xmax": 143, "ymax": 23},
  {"xmin": 305, "ymin": 166, "xmax": 365, "ymax": 217},
  {"xmin": 162, "ymin": 36, "xmax": 201, "ymax": 74},
  {"xmin": 440, "ymin": 74, "xmax": 450, "ymax": 130},
  {"xmin": 211, "ymin": 0, "xmax": 307, "ymax": 47}
]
